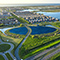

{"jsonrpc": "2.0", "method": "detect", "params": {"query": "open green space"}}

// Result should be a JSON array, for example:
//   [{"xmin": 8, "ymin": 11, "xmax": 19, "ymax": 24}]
[
  {"xmin": 5, "ymin": 53, "xmax": 13, "ymax": 60},
  {"xmin": 0, "ymin": 55, "xmax": 5, "ymax": 60},
  {"xmin": 0, "ymin": 31, "xmax": 23, "ymax": 47},
  {"xmin": 19, "ymin": 22, "xmax": 60, "ymax": 59},
  {"xmin": 0, "ymin": 20, "xmax": 60, "ymax": 59},
  {"xmin": 0, "ymin": 44, "xmax": 11, "ymax": 52},
  {"xmin": 51, "ymin": 22, "xmax": 60, "ymax": 28},
  {"xmin": 19, "ymin": 34, "xmax": 60, "ymax": 59}
]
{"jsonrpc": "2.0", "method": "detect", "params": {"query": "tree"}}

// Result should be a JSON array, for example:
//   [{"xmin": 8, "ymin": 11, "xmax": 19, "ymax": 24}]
[
  {"xmin": 20, "ymin": 24, "xmax": 23, "ymax": 27},
  {"xmin": 32, "ymin": 35, "xmax": 34, "ymax": 38},
  {"xmin": 0, "ymin": 23, "xmax": 4, "ymax": 27}
]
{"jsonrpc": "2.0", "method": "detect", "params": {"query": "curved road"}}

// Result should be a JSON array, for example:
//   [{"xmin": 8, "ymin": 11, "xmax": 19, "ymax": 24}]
[
  {"xmin": 0, "ymin": 53, "xmax": 8, "ymax": 60},
  {"xmin": 11, "ymin": 12, "xmax": 60, "ymax": 60},
  {"xmin": 15, "ymin": 25, "xmax": 31, "ymax": 60},
  {"xmin": 8, "ymin": 12, "xmax": 32, "ymax": 60},
  {"xmin": 0, "ymin": 39, "xmax": 16, "ymax": 60},
  {"xmin": 0, "ymin": 12, "xmax": 31, "ymax": 60}
]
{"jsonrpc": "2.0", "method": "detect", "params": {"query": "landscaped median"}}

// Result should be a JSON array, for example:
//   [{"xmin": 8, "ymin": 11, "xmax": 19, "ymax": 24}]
[{"xmin": 0, "ymin": 44, "xmax": 11, "ymax": 52}]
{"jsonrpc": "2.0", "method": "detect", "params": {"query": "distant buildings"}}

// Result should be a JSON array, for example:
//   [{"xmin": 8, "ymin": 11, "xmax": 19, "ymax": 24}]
[
  {"xmin": 0, "ymin": 11, "xmax": 20, "ymax": 26},
  {"xmin": 14, "ymin": 11, "xmax": 59, "ymax": 24}
]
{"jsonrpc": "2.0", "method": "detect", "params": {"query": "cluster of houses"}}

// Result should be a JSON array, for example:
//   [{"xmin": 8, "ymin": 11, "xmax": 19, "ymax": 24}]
[
  {"xmin": 0, "ymin": 12, "xmax": 20, "ymax": 25},
  {"xmin": 0, "ymin": 12, "xmax": 11, "ymax": 18},
  {"xmin": 0, "ymin": 18, "xmax": 20, "ymax": 25},
  {"xmin": 15, "ymin": 11, "xmax": 59, "ymax": 23}
]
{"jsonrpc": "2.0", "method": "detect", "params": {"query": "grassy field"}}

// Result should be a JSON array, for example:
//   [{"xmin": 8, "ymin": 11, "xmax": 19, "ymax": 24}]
[
  {"xmin": 5, "ymin": 53, "xmax": 13, "ymax": 60},
  {"xmin": 0, "ymin": 32, "xmax": 23, "ymax": 47},
  {"xmin": 19, "ymin": 22, "xmax": 60, "ymax": 59},
  {"xmin": 19, "ymin": 34, "xmax": 60, "ymax": 59},
  {"xmin": 0, "ymin": 44, "xmax": 11, "ymax": 52},
  {"xmin": 0, "ymin": 55, "xmax": 5, "ymax": 60},
  {"xmin": 51, "ymin": 22, "xmax": 60, "ymax": 28}
]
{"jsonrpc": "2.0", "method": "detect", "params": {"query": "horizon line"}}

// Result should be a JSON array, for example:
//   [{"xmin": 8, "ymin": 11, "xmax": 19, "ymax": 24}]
[{"xmin": 0, "ymin": 3, "xmax": 60, "ymax": 5}]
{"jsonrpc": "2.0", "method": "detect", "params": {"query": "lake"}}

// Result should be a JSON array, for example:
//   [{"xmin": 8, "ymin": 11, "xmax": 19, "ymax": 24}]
[
  {"xmin": 9, "ymin": 27, "xmax": 28, "ymax": 35},
  {"xmin": 9, "ymin": 26, "xmax": 56, "ymax": 35},
  {"xmin": 30, "ymin": 26, "xmax": 56, "ymax": 35}
]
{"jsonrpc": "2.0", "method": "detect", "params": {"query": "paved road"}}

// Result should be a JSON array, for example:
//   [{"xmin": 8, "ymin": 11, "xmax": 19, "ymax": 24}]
[
  {"xmin": 11, "ymin": 12, "xmax": 32, "ymax": 60},
  {"xmin": 15, "ymin": 25, "xmax": 31, "ymax": 60},
  {"xmin": 25, "ymin": 44, "xmax": 60, "ymax": 60},
  {"xmin": 0, "ymin": 53, "xmax": 8, "ymax": 60},
  {"xmin": 9, "ymin": 52, "xmax": 16, "ymax": 60},
  {"xmin": 0, "ymin": 39, "xmax": 3, "ymax": 43},
  {"xmin": 42, "ymin": 49, "xmax": 60, "ymax": 60}
]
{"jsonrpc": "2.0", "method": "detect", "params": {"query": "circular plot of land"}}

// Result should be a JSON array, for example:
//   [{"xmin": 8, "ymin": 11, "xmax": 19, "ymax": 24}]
[
  {"xmin": 0, "ymin": 44, "xmax": 11, "ymax": 52},
  {"xmin": 0, "ymin": 55, "xmax": 5, "ymax": 60}
]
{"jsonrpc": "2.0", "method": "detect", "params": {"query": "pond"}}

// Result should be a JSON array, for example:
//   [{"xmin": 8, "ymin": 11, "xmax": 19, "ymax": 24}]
[
  {"xmin": 30, "ymin": 26, "xmax": 56, "ymax": 35},
  {"xmin": 9, "ymin": 27, "xmax": 28, "ymax": 35},
  {"xmin": 9, "ymin": 26, "xmax": 56, "ymax": 35}
]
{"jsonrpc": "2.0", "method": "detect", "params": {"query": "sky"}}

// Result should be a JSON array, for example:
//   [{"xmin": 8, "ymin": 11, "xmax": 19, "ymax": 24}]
[{"xmin": 0, "ymin": 0, "xmax": 60, "ymax": 4}]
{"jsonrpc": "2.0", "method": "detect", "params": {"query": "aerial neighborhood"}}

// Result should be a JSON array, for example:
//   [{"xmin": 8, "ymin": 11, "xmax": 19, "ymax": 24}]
[
  {"xmin": 14, "ymin": 11, "xmax": 59, "ymax": 24},
  {"xmin": 0, "ymin": 4, "xmax": 60, "ymax": 60},
  {"xmin": 0, "ymin": 11, "xmax": 20, "ymax": 26}
]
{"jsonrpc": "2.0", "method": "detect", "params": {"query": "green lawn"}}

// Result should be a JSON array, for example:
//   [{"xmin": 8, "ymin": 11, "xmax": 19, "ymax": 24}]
[
  {"xmin": 51, "ymin": 22, "xmax": 60, "ymax": 28},
  {"xmin": 0, "ymin": 55, "xmax": 5, "ymax": 60},
  {"xmin": 5, "ymin": 53, "xmax": 13, "ymax": 60},
  {"xmin": 0, "ymin": 44, "xmax": 11, "ymax": 52}
]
